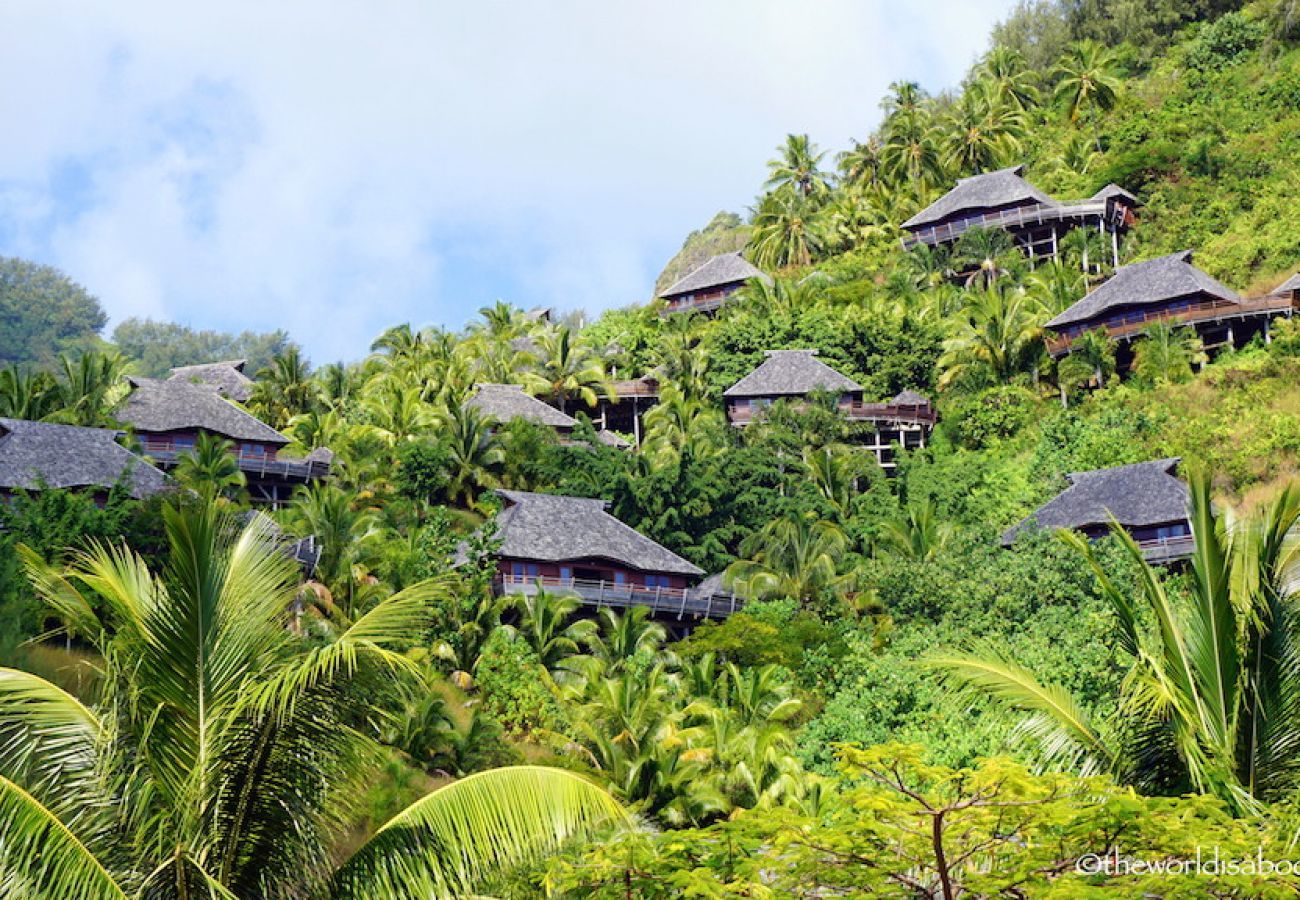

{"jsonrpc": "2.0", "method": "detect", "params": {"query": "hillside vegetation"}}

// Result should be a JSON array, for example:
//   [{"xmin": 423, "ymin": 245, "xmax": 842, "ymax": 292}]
[{"xmin": 6, "ymin": 1, "xmax": 1300, "ymax": 896}]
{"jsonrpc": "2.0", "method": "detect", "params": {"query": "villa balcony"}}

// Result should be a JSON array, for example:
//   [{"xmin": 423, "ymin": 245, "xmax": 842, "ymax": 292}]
[{"xmin": 495, "ymin": 574, "xmax": 742, "ymax": 620}]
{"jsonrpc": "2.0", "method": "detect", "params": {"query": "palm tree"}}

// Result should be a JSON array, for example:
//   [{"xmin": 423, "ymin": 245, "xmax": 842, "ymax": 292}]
[
  {"xmin": 880, "ymin": 80, "xmax": 926, "ymax": 118},
  {"xmin": 0, "ymin": 364, "xmax": 56, "ymax": 420},
  {"xmin": 1026, "ymin": 259, "xmax": 1086, "ymax": 315},
  {"xmin": 1132, "ymin": 322, "xmax": 1206, "ymax": 386},
  {"xmin": 585, "ymin": 606, "xmax": 667, "ymax": 672},
  {"xmin": 726, "ymin": 512, "xmax": 849, "ymax": 606},
  {"xmin": 975, "ymin": 47, "xmax": 1041, "ymax": 111},
  {"xmin": 172, "ymin": 432, "xmax": 247, "ymax": 501},
  {"xmin": 50, "ymin": 350, "xmax": 128, "ymax": 426},
  {"xmin": 1052, "ymin": 40, "xmax": 1122, "ymax": 129},
  {"xmin": 286, "ymin": 481, "xmax": 380, "ymax": 616},
  {"xmin": 437, "ymin": 400, "xmax": 504, "ymax": 507},
  {"xmin": 836, "ymin": 137, "xmax": 884, "ymax": 189},
  {"xmin": 523, "ymin": 327, "xmax": 611, "ymax": 414},
  {"xmin": 748, "ymin": 190, "xmax": 828, "ymax": 270},
  {"xmin": 803, "ymin": 444, "xmax": 861, "ymax": 523},
  {"xmin": 765, "ymin": 134, "xmax": 831, "ymax": 199},
  {"xmin": 252, "ymin": 347, "xmax": 315, "ymax": 428},
  {"xmin": 879, "ymin": 498, "xmax": 953, "ymax": 561},
  {"xmin": 1, "ymin": 500, "xmax": 626, "ymax": 897},
  {"xmin": 500, "ymin": 587, "xmax": 597, "ymax": 678},
  {"xmin": 934, "ymin": 472, "xmax": 1300, "ymax": 812},
  {"xmin": 940, "ymin": 81, "xmax": 1026, "ymax": 175},
  {"xmin": 641, "ymin": 384, "xmax": 727, "ymax": 469},
  {"xmin": 881, "ymin": 109, "xmax": 946, "ymax": 191},
  {"xmin": 938, "ymin": 286, "xmax": 1045, "ymax": 388},
  {"xmin": 952, "ymin": 227, "xmax": 1023, "ymax": 288}
]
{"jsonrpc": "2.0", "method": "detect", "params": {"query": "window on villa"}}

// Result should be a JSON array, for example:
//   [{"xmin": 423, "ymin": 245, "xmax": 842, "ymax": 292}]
[
  {"xmin": 613, "ymin": 571, "xmax": 626, "ymax": 586},
  {"xmin": 559, "ymin": 566, "xmax": 572, "ymax": 582},
  {"xmin": 511, "ymin": 562, "xmax": 525, "ymax": 580}
]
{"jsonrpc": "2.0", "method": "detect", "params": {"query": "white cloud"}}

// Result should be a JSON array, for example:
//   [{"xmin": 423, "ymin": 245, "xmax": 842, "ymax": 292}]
[{"xmin": 0, "ymin": 0, "xmax": 1016, "ymax": 360}]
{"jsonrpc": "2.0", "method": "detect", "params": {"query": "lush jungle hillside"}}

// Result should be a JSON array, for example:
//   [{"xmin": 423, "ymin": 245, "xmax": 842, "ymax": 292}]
[{"xmin": 5, "ymin": 1, "xmax": 1300, "ymax": 896}]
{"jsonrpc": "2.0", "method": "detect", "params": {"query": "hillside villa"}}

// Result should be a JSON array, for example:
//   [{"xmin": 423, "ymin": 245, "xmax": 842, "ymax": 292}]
[
  {"xmin": 467, "ymin": 382, "xmax": 630, "ymax": 448},
  {"xmin": 723, "ymin": 349, "xmax": 935, "ymax": 472},
  {"xmin": 658, "ymin": 251, "xmax": 770, "ymax": 315},
  {"xmin": 1044, "ymin": 251, "xmax": 1299, "ymax": 361},
  {"xmin": 116, "ymin": 378, "xmax": 330, "ymax": 506},
  {"xmin": 901, "ymin": 164, "xmax": 1139, "ymax": 269},
  {"xmin": 481, "ymin": 490, "xmax": 741, "ymax": 619},
  {"xmin": 1002, "ymin": 458, "xmax": 1193, "ymax": 564}
]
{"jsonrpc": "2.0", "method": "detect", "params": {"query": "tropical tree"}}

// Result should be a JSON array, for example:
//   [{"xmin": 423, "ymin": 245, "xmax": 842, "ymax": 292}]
[
  {"xmin": 523, "ymin": 326, "xmax": 612, "ymax": 414},
  {"xmin": 764, "ymin": 134, "xmax": 832, "ymax": 199},
  {"xmin": 585, "ymin": 606, "xmax": 668, "ymax": 672},
  {"xmin": 975, "ymin": 46, "xmax": 1041, "ymax": 111},
  {"xmin": 836, "ymin": 137, "xmax": 884, "ymax": 189},
  {"xmin": 499, "ymin": 587, "xmax": 597, "ymax": 678},
  {"xmin": 937, "ymin": 286, "xmax": 1045, "ymax": 388},
  {"xmin": 287, "ymin": 481, "xmax": 381, "ymax": 615},
  {"xmin": 878, "ymin": 497, "xmax": 953, "ymax": 561},
  {"xmin": 0, "ymin": 364, "xmax": 56, "ymax": 420},
  {"xmin": 437, "ymin": 400, "xmax": 505, "ymax": 507},
  {"xmin": 172, "ymin": 432, "xmax": 247, "ymax": 501},
  {"xmin": 726, "ymin": 512, "xmax": 849, "ymax": 606},
  {"xmin": 640, "ymin": 384, "xmax": 728, "ymax": 469},
  {"xmin": 748, "ymin": 190, "xmax": 828, "ymax": 270},
  {"xmin": 1132, "ymin": 322, "xmax": 1206, "ymax": 386},
  {"xmin": 935, "ymin": 472, "xmax": 1300, "ymax": 812},
  {"xmin": 50, "ymin": 349, "xmax": 128, "ymax": 426},
  {"xmin": 940, "ymin": 81, "xmax": 1026, "ymax": 174},
  {"xmin": 1052, "ymin": 40, "xmax": 1122, "ymax": 130},
  {"xmin": 0, "ymin": 500, "xmax": 626, "ymax": 897},
  {"xmin": 251, "ymin": 346, "xmax": 316, "ymax": 428},
  {"xmin": 952, "ymin": 227, "xmax": 1023, "ymax": 288},
  {"xmin": 881, "ymin": 109, "xmax": 946, "ymax": 190}
]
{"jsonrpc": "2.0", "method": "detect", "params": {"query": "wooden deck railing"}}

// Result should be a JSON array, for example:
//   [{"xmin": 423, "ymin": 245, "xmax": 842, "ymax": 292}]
[
  {"xmin": 140, "ymin": 442, "xmax": 330, "ymax": 482},
  {"xmin": 728, "ymin": 401, "xmax": 936, "ymax": 426},
  {"xmin": 496, "ymin": 575, "xmax": 742, "ymax": 619},
  {"xmin": 902, "ymin": 200, "xmax": 1125, "ymax": 249},
  {"xmin": 1136, "ymin": 535, "xmax": 1196, "ymax": 565},
  {"xmin": 1045, "ymin": 295, "xmax": 1298, "ymax": 355}
]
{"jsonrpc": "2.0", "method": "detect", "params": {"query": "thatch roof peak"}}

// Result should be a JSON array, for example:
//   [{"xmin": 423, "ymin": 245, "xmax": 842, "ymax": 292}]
[
  {"xmin": 659, "ymin": 252, "xmax": 769, "ymax": 299},
  {"xmin": 0, "ymin": 418, "xmax": 168, "ymax": 499},
  {"xmin": 723, "ymin": 349, "xmax": 861, "ymax": 398},
  {"xmin": 1045, "ymin": 251, "xmax": 1239, "ymax": 331}
]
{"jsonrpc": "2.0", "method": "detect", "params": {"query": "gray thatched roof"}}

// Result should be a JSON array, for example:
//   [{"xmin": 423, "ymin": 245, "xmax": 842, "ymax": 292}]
[
  {"xmin": 117, "ymin": 378, "xmax": 289, "ymax": 445},
  {"xmin": 596, "ymin": 430, "xmax": 632, "ymax": 450},
  {"xmin": 493, "ymin": 490, "xmax": 703, "ymax": 576},
  {"xmin": 1002, "ymin": 458, "xmax": 1188, "ymax": 545},
  {"xmin": 891, "ymin": 389, "xmax": 931, "ymax": 406},
  {"xmin": 0, "ymin": 418, "xmax": 168, "ymax": 499},
  {"xmin": 1275, "ymin": 273, "xmax": 1300, "ymax": 294},
  {"xmin": 1046, "ymin": 251, "xmax": 1239, "ymax": 330},
  {"xmin": 902, "ymin": 165, "xmax": 1057, "ymax": 230},
  {"xmin": 466, "ymin": 384, "xmax": 576, "ymax": 429},
  {"xmin": 167, "ymin": 359, "xmax": 255, "ymax": 402},
  {"xmin": 723, "ymin": 350, "xmax": 861, "ymax": 398},
  {"xmin": 659, "ymin": 252, "xmax": 769, "ymax": 299},
  {"xmin": 1089, "ymin": 183, "xmax": 1141, "ymax": 207}
]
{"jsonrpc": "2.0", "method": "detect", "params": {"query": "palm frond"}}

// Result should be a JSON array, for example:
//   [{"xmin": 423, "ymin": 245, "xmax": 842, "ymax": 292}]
[
  {"xmin": 331, "ymin": 765, "xmax": 630, "ymax": 899},
  {"xmin": 928, "ymin": 654, "xmax": 1115, "ymax": 775},
  {"xmin": 0, "ymin": 774, "xmax": 126, "ymax": 900},
  {"xmin": 0, "ymin": 668, "xmax": 103, "ymax": 819}
]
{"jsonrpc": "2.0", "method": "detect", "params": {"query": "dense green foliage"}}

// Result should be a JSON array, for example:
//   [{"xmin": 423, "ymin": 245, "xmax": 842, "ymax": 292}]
[
  {"xmin": 0, "ymin": 257, "xmax": 106, "ymax": 366},
  {"xmin": 5, "ymin": 1, "xmax": 1300, "ymax": 895}
]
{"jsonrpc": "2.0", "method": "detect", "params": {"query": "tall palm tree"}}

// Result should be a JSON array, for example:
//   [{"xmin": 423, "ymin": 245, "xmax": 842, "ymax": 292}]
[
  {"xmin": 836, "ymin": 137, "xmax": 884, "ymax": 190},
  {"xmin": 523, "ymin": 327, "xmax": 612, "ymax": 414},
  {"xmin": 935, "ymin": 472, "xmax": 1300, "ymax": 812},
  {"xmin": 803, "ymin": 444, "xmax": 861, "ymax": 523},
  {"xmin": 748, "ymin": 190, "xmax": 828, "ymax": 270},
  {"xmin": 287, "ymin": 482, "xmax": 381, "ymax": 617},
  {"xmin": 1132, "ymin": 322, "xmax": 1206, "ymax": 386},
  {"xmin": 880, "ymin": 80, "xmax": 926, "ymax": 118},
  {"xmin": 726, "ymin": 512, "xmax": 849, "ymax": 606},
  {"xmin": 252, "ymin": 347, "xmax": 315, "ymax": 428},
  {"xmin": 0, "ymin": 500, "xmax": 626, "ymax": 897},
  {"xmin": 937, "ymin": 286, "xmax": 1045, "ymax": 388},
  {"xmin": 940, "ymin": 81, "xmax": 1026, "ymax": 175},
  {"xmin": 641, "ymin": 384, "xmax": 727, "ymax": 469},
  {"xmin": 1026, "ymin": 258, "xmax": 1086, "ymax": 315},
  {"xmin": 437, "ymin": 400, "xmax": 504, "ymax": 507},
  {"xmin": 1052, "ymin": 40, "xmax": 1122, "ymax": 130},
  {"xmin": 952, "ymin": 227, "xmax": 1024, "ymax": 288},
  {"xmin": 764, "ymin": 134, "xmax": 831, "ymax": 199},
  {"xmin": 0, "ymin": 364, "xmax": 56, "ymax": 420},
  {"xmin": 975, "ymin": 47, "xmax": 1041, "ymax": 111},
  {"xmin": 172, "ymin": 432, "xmax": 247, "ymax": 501},
  {"xmin": 881, "ymin": 109, "xmax": 946, "ymax": 191},
  {"xmin": 585, "ymin": 606, "xmax": 667, "ymax": 672},
  {"xmin": 50, "ymin": 350, "xmax": 128, "ymax": 427}
]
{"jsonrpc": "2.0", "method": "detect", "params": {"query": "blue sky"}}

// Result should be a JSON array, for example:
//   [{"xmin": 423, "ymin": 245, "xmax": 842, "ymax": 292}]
[{"xmin": 0, "ymin": 1, "xmax": 1017, "ymax": 362}]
